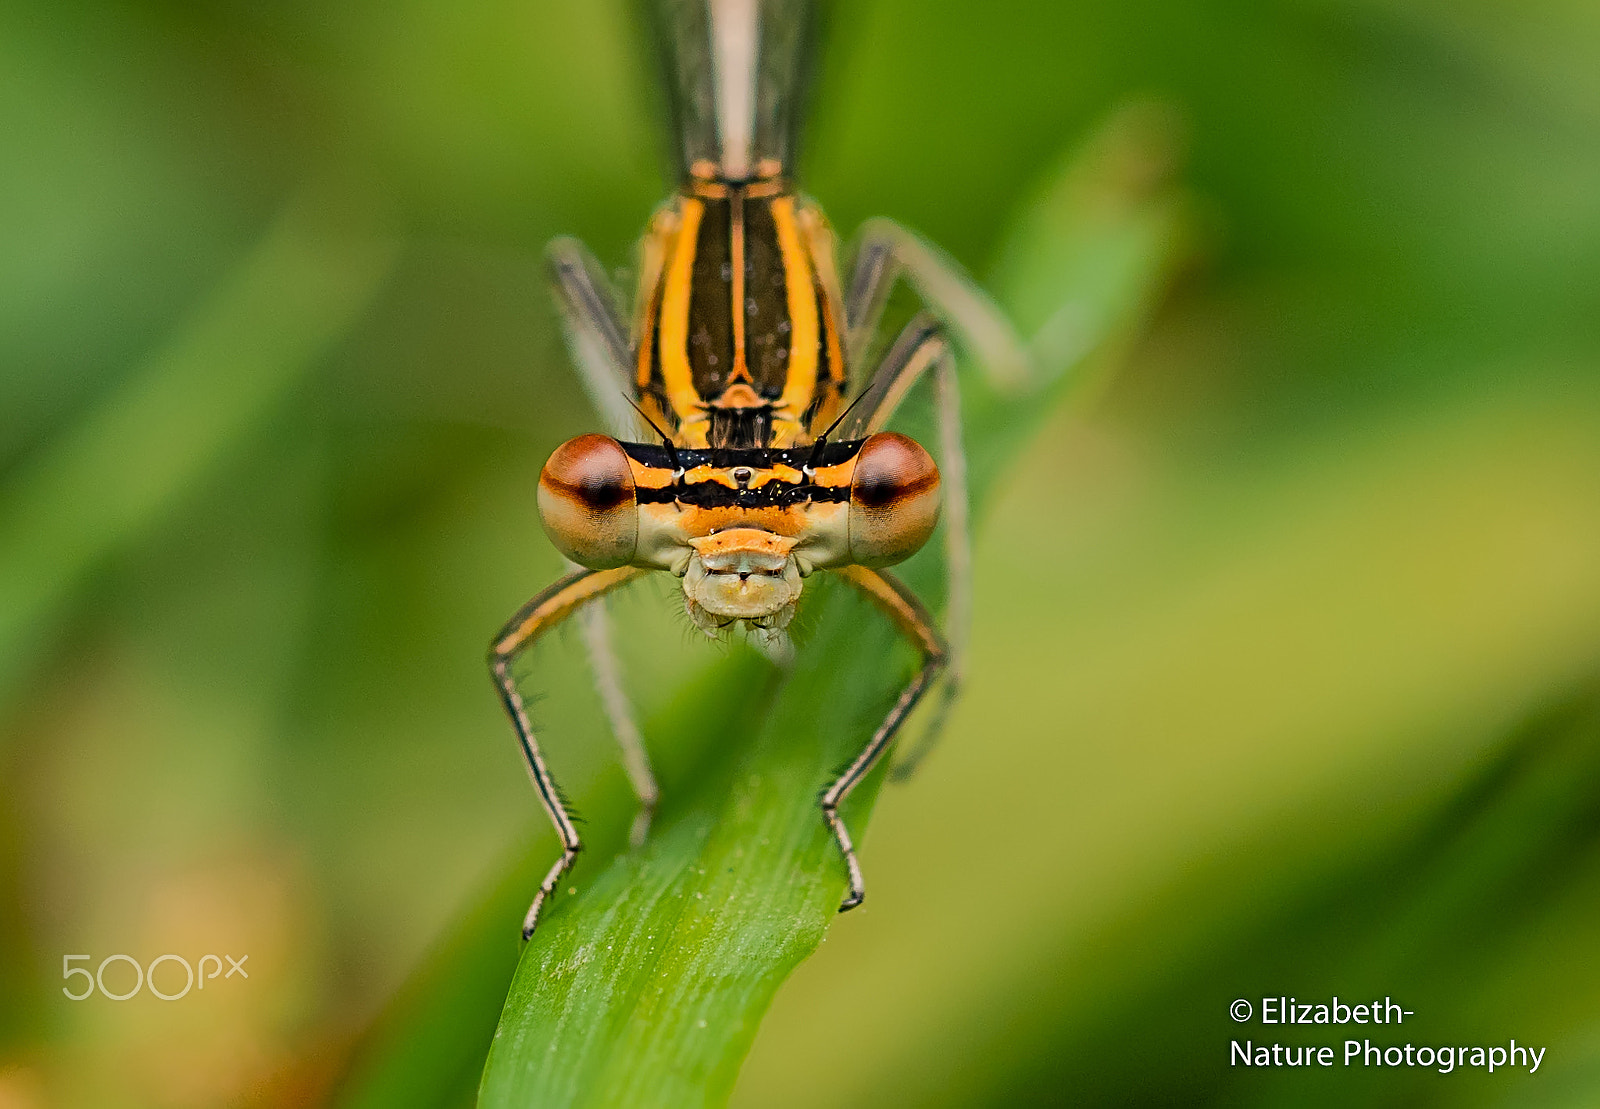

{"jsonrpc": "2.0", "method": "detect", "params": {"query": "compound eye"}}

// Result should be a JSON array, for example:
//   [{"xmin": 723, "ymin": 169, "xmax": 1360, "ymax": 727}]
[
  {"xmin": 847, "ymin": 432, "xmax": 940, "ymax": 567},
  {"xmin": 537, "ymin": 434, "xmax": 638, "ymax": 568}
]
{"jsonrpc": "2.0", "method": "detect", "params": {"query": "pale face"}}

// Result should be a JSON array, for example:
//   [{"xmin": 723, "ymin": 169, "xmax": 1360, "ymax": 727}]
[
  {"xmin": 676, "ymin": 526, "xmax": 805, "ymax": 635},
  {"xmin": 681, "ymin": 550, "xmax": 804, "ymax": 634}
]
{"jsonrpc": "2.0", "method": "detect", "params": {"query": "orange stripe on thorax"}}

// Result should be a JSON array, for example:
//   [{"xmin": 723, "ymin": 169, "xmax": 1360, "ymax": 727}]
[
  {"xmin": 657, "ymin": 197, "xmax": 705, "ymax": 431},
  {"xmin": 771, "ymin": 196, "xmax": 819, "ymax": 443}
]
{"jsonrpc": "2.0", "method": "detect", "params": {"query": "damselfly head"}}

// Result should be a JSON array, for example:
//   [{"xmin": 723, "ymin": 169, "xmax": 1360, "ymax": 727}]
[{"xmin": 537, "ymin": 430, "xmax": 940, "ymax": 633}]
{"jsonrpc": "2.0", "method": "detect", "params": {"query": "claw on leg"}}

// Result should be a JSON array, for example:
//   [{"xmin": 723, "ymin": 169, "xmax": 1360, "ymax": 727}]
[
  {"xmin": 823, "ymin": 802, "xmax": 867, "ymax": 912},
  {"xmin": 523, "ymin": 845, "xmax": 580, "ymax": 940}
]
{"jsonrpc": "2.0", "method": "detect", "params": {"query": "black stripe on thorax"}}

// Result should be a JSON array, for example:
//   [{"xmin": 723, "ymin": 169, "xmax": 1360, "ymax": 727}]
[
  {"xmin": 623, "ymin": 438, "xmax": 863, "ymax": 509},
  {"xmin": 686, "ymin": 195, "xmax": 735, "ymax": 399},
  {"xmin": 620, "ymin": 440, "xmax": 864, "ymax": 471},
  {"xmin": 801, "ymin": 280, "xmax": 835, "ymax": 428},
  {"xmin": 636, "ymin": 481, "xmax": 850, "ymax": 509},
  {"xmin": 741, "ymin": 195, "xmax": 790, "ymax": 398}
]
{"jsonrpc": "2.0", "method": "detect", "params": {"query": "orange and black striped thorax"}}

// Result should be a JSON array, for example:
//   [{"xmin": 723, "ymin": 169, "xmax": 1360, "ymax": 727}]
[{"xmin": 635, "ymin": 174, "xmax": 847, "ymax": 451}]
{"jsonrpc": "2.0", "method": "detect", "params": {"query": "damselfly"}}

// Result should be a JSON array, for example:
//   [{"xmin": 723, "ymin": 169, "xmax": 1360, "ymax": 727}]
[{"xmin": 492, "ymin": 0, "xmax": 1033, "ymax": 938}]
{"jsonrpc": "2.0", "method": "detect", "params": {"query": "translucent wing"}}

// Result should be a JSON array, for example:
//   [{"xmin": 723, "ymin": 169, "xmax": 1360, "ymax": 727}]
[{"xmin": 652, "ymin": 0, "xmax": 814, "ymax": 180}]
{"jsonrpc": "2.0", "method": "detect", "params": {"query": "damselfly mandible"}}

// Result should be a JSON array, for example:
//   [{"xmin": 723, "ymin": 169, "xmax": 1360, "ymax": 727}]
[{"xmin": 491, "ymin": 0, "xmax": 1034, "ymax": 939}]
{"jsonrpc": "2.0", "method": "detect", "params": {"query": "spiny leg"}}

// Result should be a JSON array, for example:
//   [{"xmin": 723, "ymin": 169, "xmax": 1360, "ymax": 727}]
[
  {"xmin": 575, "ymin": 593, "xmax": 659, "ymax": 846},
  {"xmin": 832, "ymin": 314, "xmax": 973, "ymax": 778},
  {"xmin": 546, "ymin": 236, "xmax": 642, "ymax": 439},
  {"xmin": 890, "ymin": 351, "xmax": 970, "ymax": 779},
  {"xmin": 823, "ymin": 566, "xmax": 947, "ymax": 911},
  {"xmin": 490, "ymin": 565, "xmax": 645, "ymax": 939},
  {"xmin": 840, "ymin": 219, "xmax": 1034, "ymax": 769},
  {"xmin": 844, "ymin": 217, "xmax": 1033, "ymax": 393},
  {"xmin": 549, "ymin": 238, "xmax": 660, "ymax": 837},
  {"xmin": 832, "ymin": 311, "xmax": 946, "ymax": 441}
]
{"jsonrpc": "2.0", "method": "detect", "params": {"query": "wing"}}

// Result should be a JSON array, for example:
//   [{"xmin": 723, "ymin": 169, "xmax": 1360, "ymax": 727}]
[{"xmin": 650, "ymin": 0, "xmax": 816, "ymax": 181}]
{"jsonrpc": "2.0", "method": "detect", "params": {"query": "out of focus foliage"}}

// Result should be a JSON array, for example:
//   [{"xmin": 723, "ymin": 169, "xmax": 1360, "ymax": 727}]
[{"xmin": 2, "ymin": 1, "xmax": 1599, "ymax": 1107}]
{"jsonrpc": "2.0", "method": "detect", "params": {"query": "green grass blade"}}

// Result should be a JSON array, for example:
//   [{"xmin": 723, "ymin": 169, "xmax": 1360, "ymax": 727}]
[
  {"xmin": 333, "ymin": 651, "xmax": 782, "ymax": 1109},
  {"xmin": 468, "ymin": 105, "xmax": 1191, "ymax": 1109}
]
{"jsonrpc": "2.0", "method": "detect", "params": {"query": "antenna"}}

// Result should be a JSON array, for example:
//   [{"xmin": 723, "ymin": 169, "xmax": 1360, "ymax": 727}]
[
  {"xmin": 804, "ymin": 386, "xmax": 872, "ymax": 473},
  {"xmin": 625, "ymin": 396, "xmax": 685, "ymax": 475}
]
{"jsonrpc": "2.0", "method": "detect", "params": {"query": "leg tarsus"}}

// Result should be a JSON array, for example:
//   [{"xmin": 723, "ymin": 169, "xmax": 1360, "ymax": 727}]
[
  {"xmin": 522, "ymin": 844, "xmax": 581, "ymax": 940},
  {"xmin": 821, "ymin": 800, "xmax": 866, "ymax": 912}
]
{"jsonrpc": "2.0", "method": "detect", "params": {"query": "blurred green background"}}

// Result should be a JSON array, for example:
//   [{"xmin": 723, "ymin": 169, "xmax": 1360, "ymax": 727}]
[{"xmin": 4, "ymin": 0, "xmax": 1600, "ymax": 1106}]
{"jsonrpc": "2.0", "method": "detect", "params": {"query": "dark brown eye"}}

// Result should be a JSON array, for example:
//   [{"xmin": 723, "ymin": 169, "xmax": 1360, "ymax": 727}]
[
  {"xmin": 847, "ymin": 432, "xmax": 940, "ymax": 567},
  {"xmin": 538, "ymin": 434, "xmax": 639, "ymax": 568}
]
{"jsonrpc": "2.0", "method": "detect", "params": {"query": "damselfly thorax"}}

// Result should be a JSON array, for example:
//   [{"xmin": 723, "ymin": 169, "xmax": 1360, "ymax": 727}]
[{"xmin": 636, "ymin": 168, "xmax": 847, "ymax": 450}]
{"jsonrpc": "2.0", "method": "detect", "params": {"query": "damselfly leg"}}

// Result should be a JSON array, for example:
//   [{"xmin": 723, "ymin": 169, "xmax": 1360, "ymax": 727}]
[
  {"xmin": 845, "ymin": 218, "xmax": 1034, "ymax": 392},
  {"xmin": 824, "ymin": 566, "xmax": 946, "ymax": 910},
  {"xmin": 575, "ymin": 596, "xmax": 659, "ymax": 846},
  {"xmin": 834, "ymin": 214, "xmax": 1048, "ymax": 780},
  {"xmin": 489, "ymin": 566, "xmax": 644, "ymax": 939},
  {"xmin": 826, "ymin": 312, "xmax": 969, "ymax": 782},
  {"xmin": 546, "ymin": 237, "xmax": 639, "ymax": 438},
  {"xmin": 543, "ymin": 239, "xmax": 666, "ymax": 842}
]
